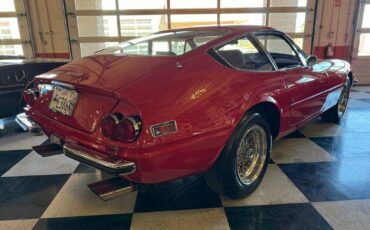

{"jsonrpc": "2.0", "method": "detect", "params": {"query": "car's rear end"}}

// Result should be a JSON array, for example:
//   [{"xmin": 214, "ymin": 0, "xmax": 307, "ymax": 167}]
[
  {"xmin": 16, "ymin": 28, "xmax": 236, "ymax": 186},
  {"xmin": 18, "ymin": 55, "xmax": 175, "ymax": 182}
]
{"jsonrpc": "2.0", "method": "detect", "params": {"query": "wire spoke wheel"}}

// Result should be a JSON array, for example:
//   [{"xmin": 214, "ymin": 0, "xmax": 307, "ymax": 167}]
[{"xmin": 236, "ymin": 125, "xmax": 267, "ymax": 185}]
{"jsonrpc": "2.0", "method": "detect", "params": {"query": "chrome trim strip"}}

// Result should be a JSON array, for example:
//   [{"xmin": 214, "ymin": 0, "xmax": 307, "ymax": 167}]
[
  {"xmin": 63, "ymin": 144, "xmax": 136, "ymax": 175},
  {"xmin": 290, "ymin": 84, "xmax": 342, "ymax": 107},
  {"xmin": 104, "ymin": 113, "xmax": 120, "ymax": 125},
  {"xmin": 51, "ymin": 80, "xmax": 75, "ymax": 89},
  {"xmin": 125, "ymin": 116, "xmax": 142, "ymax": 141}
]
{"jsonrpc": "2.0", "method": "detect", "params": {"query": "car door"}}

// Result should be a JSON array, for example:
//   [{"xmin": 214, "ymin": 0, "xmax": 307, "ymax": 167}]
[{"xmin": 253, "ymin": 32, "xmax": 326, "ymax": 126}]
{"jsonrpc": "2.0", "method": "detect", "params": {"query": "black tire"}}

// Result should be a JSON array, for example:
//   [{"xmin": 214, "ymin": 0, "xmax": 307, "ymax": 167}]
[
  {"xmin": 204, "ymin": 163, "xmax": 224, "ymax": 195},
  {"xmin": 206, "ymin": 111, "xmax": 271, "ymax": 199},
  {"xmin": 321, "ymin": 76, "xmax": 351, "ymax": 123}
]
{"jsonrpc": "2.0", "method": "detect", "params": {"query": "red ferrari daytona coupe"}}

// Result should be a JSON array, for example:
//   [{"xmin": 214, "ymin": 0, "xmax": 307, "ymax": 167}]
[{"xmin": 17, "ymin": 26, "xmax": 353, "ymax": 199}]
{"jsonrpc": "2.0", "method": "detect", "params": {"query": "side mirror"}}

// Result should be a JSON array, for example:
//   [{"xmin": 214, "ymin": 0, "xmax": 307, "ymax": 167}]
[{"xmin": 306, "ymin": 55, "xmax": 317, "ymax": 67}]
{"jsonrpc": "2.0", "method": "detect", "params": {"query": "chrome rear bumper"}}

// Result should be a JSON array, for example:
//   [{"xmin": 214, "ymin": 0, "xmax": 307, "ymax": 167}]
[
  {"xmin": 15, "ymin": 112, "xmax": 42, "ymax": 133},
  {"xmin": 63, "ymin": 144, "xmax": 136, "ymax": 175}
]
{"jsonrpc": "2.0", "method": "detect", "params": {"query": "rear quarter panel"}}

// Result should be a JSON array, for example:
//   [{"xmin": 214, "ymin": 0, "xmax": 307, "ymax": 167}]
[
  {"xmin": 116, "ymin": 51, "xmax": 290, "ymax": 182},
  {"xmin": 118, "ymin": 51, "xmax": 290, "ymax": 148}
]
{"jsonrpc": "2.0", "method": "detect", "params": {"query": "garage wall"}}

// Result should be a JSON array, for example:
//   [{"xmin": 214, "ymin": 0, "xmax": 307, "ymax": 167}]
[
  {"xmin": 25, "ymin": 0, "xmax": 359, "ymax": 60},
  {"xmin": 312, "ymin": 0, "xmax": 357, "ymax": 61},
  {"xmin": 8, "ymin": 0, "xmax": 365, "ymax": 81}
]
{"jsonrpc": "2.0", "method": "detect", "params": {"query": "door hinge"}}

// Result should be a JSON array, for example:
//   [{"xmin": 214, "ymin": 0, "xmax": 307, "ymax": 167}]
[
  {"xmin": 70, "ymin": 39, "xmax": 79, "ymax": 44},
  {"xmin": 22, "ymin": 40, "xmax": 32, "ymax": 45},
  {"xmin": 67, "ymin": 12, "xmax": 76, "ymax": 17}
]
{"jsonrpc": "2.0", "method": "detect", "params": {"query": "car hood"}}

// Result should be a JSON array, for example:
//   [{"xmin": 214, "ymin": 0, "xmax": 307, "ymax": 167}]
[{"xmin": 39, "ymin": 54, "xmax": 175, "ymax": 94}]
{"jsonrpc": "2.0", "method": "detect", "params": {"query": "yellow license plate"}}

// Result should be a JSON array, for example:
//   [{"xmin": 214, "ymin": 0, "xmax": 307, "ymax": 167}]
[{"xmin": 49, "ymin": 86, "xmax": 78, "ymax": 116}]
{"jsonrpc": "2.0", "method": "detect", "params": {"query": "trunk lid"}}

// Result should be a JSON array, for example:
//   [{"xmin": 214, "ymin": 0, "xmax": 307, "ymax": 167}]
[
  {"xmin": 35, "ymin": 55, "xmax": 174, "ymax": 133},
  {"xmin": 42, "ymin": 54, "xmax": 174, "ymax": 92}
]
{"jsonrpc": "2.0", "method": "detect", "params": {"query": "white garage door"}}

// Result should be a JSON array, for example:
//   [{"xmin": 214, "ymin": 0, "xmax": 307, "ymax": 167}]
[
  {"xmin": 352, "ymin": 0, "xmax": 370, "ymax": 85},
  {"xmin": 64, "ymin": 0, "xmax": 317, "ymax": 58}
]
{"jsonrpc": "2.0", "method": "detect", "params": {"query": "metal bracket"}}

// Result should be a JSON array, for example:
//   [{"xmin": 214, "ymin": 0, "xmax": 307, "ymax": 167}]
[
  {"xmin": 70, "ymin": 39, "xmax": 79, "ymax": 44},
  {"xmin": 67, "ymin": 12, "xmax": 76, "ymax": 17}
]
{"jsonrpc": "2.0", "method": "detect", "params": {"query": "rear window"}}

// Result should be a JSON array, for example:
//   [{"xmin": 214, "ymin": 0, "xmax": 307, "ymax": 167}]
[{"xmin": 97, "ymin": 30, "xmax": 228, "ymax": 56}]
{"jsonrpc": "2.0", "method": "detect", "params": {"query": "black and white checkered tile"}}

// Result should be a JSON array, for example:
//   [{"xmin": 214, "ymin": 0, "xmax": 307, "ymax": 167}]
[{"xmin": 1, "ymin": 86, "xmax": 370, "ymax": 230}]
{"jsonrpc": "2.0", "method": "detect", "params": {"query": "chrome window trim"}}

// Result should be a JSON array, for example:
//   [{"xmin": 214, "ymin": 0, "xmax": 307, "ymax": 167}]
[
  {"xmin": 208, "ymin": 30, "xmax": 278, "ymax": 72},
  {"xmin": 51, "ymin": 80, "xmax": 75, "ymax": 89},
  {"xmin": 251, "ymin": 30, "xmax": 306, "ymax": 70}
]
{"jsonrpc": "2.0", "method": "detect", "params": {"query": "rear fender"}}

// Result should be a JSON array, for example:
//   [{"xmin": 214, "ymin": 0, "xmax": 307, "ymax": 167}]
[{"xmin": 235, "ymin": 94, "xmax": 286, "ymax": 134}]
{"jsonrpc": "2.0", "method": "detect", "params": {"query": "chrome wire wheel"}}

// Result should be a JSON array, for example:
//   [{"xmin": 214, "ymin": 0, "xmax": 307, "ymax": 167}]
[
  {"xmin": 236, "ymin": 125, "xmax": 267, "ymax": 186},
  {"xmin": 338, "ymin": 78, "xmax": 350, "ymax": 118}
]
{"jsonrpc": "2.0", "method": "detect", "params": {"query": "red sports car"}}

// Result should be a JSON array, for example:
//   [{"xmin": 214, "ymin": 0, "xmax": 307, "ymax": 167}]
[{"xmin": 17, "ymin": 26, "xmax": 353, "ymax": 199}]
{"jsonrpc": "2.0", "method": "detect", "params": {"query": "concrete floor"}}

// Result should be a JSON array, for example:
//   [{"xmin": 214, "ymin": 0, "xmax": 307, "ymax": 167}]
[{"xmin": 0, "ymin": 86, "xmax": 369, "ymax": 229}]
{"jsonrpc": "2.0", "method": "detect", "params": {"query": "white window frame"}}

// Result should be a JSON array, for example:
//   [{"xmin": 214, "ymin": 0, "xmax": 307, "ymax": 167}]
[{"xmin": 0, "ymin": 0, "xmax": 34, "ymax": 58}]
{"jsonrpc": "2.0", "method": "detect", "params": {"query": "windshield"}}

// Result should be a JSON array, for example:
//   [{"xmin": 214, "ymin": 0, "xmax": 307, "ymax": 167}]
[{"xmin": 96, "ymin": 30, "xmax": 229, "ymax": 56}]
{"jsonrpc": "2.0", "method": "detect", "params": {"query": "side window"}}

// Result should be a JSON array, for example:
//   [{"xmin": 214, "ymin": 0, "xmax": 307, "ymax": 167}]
[
  {"xmin": 194, "ymin": 36, "xmax": 219, "ymax": 46},
  {"xmin": 152, "ymin": 41, "xmax": 172, "ymax": 56},
  {"xmin": 215, "ymin": 36, "xmax": 274, "ymax": 71},
  {"xmin": 184, "ymin": 42, "xmax": 192, "ymax": 52},
  {"xmin": 119, "ymin": 42, "xmax": 149, "ymax": 55},
  {"xmin": 171, "ymin": 40, "xmax": 185, "ymax": 55},
  {"xmin": 255, "ymin": 34, "xmax": 302, "ymax": 69}
]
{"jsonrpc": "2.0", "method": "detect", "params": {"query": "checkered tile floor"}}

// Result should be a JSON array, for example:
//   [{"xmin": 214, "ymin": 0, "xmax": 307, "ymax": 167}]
[{"xmin": 1, "ymin": 86, "xmax": 370, "ymax": 230}]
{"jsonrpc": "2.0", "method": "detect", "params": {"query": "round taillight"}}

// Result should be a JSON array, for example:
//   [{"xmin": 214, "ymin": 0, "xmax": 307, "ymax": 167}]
[
  {"xmin": 101, "ymin": 114, "xmax": 120, "ymax": 138},
  {"xmin": 116, "ymin": 117, "xmax": 141, "ymax": 142},
  {"xmin": 24, "ymin": 89, "xmax": 39, "ymax": 106}
]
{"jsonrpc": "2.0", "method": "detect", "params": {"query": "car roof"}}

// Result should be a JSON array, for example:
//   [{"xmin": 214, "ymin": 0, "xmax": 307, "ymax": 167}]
[
  {"xmin": 158, "ymin": 25, "xmax": 279, "ymax": 53},
  {"xmin": 167, "ymin": 25, "xmax": 275, "ymax": 34}
]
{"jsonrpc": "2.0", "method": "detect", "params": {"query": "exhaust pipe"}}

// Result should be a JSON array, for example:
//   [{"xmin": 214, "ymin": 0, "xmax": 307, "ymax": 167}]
[
  {"xmin": 33, "ymin": 139, "xmax": 136, "ymax": 200},
  {"xmin": 88, "ymin": 177, "xmax": 135, "ymax": 201},
  {"xmin": 32, "ymin": 143, "xmax": 63, "ymax": 157}
]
